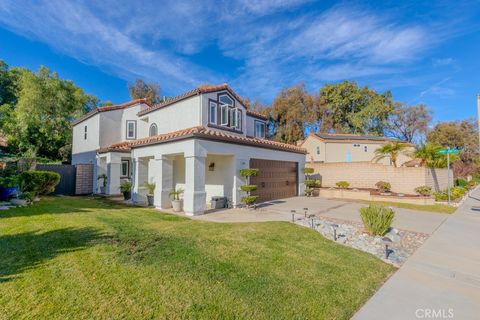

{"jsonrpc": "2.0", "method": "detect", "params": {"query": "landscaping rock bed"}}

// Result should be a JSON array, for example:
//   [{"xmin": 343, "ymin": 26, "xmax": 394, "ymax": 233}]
[
  {"xmin": 295, "ymin": 216, "xmax": 428, "ymax": 266},
  {"xmin": 0, "ymin": 200, "xmax": 26, "ymax": 210}
]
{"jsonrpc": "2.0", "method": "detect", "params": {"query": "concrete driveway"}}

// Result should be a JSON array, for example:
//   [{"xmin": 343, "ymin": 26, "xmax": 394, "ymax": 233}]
[{"xmin": 193, "ymin": 196, "xmax": 448, "ymax": 234}]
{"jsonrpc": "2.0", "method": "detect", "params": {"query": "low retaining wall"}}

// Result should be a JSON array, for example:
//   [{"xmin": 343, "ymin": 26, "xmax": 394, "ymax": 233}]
[
  {"xmin": 308, "ymin": 162, "xmax": 451, "ymax": 194},
  {"xmin": 318, "ymin": 188, "xmax": 435, "ymax": 205}
]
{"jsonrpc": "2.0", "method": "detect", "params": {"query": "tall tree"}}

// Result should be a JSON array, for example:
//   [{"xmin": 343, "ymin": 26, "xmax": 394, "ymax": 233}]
[
  {"xmin": 318, "ymin": 81, "xmax": 394, "ymax": 135},
  {"xmin": 0, "ymin": 60, "xmax": 18, "ymax": 131},
  {"xmin": 266, "ymin": 84, "xmax": 314, "ymax": 144},
  {"xmin": 2, "ymin": 66, "xmax": 97, "ymax": 161},
  {"xmin": 128, "ymin": 79, "xmax": 161, "ymax": 105},
  {"xmin": 387, "ymin": 103, "xmax": 432, "ymax": 143},
  {"xmin": 427, "ymin": 119, "xmax": 478, "ymax": 161}
]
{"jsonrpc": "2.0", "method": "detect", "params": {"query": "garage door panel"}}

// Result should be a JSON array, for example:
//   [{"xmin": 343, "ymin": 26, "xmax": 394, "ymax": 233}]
[{"xmin": 249, "ymin": 158, "xmax": 298, "ymax": 202}]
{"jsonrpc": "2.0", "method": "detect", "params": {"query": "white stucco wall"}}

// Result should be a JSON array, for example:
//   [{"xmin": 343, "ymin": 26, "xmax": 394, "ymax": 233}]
[
  {"xmin": 140, "ymin": 95, "xmax": 201, "ymax": 136},
  {"xmin": 72, "ymin": 113, "xmax": 100, "ymax": 158},
  {"xmin": 132, "ymin": 138, "xmax": 306, "ymax": 213}
]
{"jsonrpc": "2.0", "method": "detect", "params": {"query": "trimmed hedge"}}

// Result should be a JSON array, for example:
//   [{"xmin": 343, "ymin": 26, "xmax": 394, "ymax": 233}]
[{"xmin": 17, "ymin": 171, "xmax": 60, "ymax": 195}]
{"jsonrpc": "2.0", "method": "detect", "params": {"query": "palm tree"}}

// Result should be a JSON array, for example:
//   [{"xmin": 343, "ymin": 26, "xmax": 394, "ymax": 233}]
[
  {"xmin": 414, "ymin": 143, "xmax": 454, "ymax": 168},
  {"xmin": 373, "ymin": 141, "xmax": 409, "ymax": 167}
]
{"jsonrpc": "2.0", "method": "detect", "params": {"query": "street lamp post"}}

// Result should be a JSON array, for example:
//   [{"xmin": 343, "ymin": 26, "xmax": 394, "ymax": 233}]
[{"xmin": 438, "ymin": 148, "xmax": 459, "ymax": 205}]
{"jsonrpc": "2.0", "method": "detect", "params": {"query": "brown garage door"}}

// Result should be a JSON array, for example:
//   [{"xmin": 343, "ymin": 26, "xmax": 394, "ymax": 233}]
[{"xmin": 249, "ymin": 159, "xmax": 298, "ymax": 202}]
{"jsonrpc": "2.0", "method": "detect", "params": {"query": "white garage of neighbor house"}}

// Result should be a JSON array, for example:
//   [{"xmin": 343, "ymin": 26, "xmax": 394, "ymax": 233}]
[{"xmin": 71, "ymin": 84, "xmax": 306, "ymax": 215}]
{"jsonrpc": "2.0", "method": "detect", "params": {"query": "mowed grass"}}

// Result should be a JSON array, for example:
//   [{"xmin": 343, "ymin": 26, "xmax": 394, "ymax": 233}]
[
  {"xmin": 363, "ymin": 200, "xmax": 456, "ymax": 214},
  {"xmin": 0, "ymin": 197, "xmax": 394, "ymax": 319}
]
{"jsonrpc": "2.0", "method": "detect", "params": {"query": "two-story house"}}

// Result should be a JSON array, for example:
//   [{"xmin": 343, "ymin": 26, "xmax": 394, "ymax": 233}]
[{"xmin": 72, "ymin": 84, "xmax": 306, "ymax": 215}]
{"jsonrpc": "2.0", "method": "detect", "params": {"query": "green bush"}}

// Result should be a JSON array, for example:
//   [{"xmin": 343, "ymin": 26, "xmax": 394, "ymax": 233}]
[
  {"xmin": 375, "ymin": 181, "xmax": 391, "ymax": 192},
  {"xmin": 434, "ymin": 186, "xmax": 467, "ymax": 201},
  {"xmin": 240, "ymin": 185, "xmax": 257, "ymax": 193},
  {"xmin": 304, "ymin": 179, "xmax": 320, "ymax": 187},
  {"xmin": 336, "ymin": 181, "xmax": 350, "ymax": 189},
  {"xmin": 303, "ymin": 167, "xmax": 314, "ymax": 174},
  {"xmin": 17, "ymin": 171, "xmax": 60, "ymax": 195},
  {"xmin": 359, "ymin": 205, "xmax": 395, "ymax": 236},
  {"xmin": 414, "ymin": 185, "xmax": 432, "ymax": 196},
  {"xmin": 119, "ymin": 180, "xmax": 132, "ymax": 193},
  {"xmin": 143, "ymin": 181, "xmax": 155, "ymax": 195},
  {"xmin": 0, "ymin": 175, "xmax": 18, "ymax": 188},
  {"xmin": 454, "ymin": 178, "xmax": 468, "ymax": 188},
  {"xmin": 241, "ymin": 195, "xmax": 259, "ymax": 205},
  {"xmin": 239, "ymin": 169, "xmax": 259, "ymax": 177}
]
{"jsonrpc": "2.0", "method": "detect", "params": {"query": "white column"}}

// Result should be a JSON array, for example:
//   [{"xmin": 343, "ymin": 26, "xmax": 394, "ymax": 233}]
[
  {"xmin": 184, "ymin": 155, "xmax": 206, "ymax": 215},
  {"xmin": 150, "ymin": 156, "xmax": 173, "ymax": 209},
  {"xmin": 232, "ymin": 157, "xmax": 249, "ymax": 207},
  {"xmin": 298, "ymin": 158, "xmax": 306, "ymax": 196},
  {"xmin": 132, "ymin": 158, "xmax": 140, "ymax": 202},
  {"xmin": 106, "ymin": 153, "xmax": 122, "ymax": 195}
]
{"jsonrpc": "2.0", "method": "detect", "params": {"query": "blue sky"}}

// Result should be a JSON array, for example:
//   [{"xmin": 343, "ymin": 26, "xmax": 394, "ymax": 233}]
[{"xmin": 0, "ymin": 0, "xmax": 479, "ymax": 123}]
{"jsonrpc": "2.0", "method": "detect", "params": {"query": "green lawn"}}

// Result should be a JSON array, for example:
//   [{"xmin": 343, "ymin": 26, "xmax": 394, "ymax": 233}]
[
  {"xmin": 0, "ymin": 197, "xmax": 394, "ymax": 319},
  {"xmin": 362, "ymin": 200, "xmax": 457, "ymax": 214}
]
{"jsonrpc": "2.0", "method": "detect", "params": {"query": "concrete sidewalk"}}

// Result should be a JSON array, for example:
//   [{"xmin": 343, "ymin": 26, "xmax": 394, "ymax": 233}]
[{"xmin": 353, "ymin": 189, "xmax": 480, "ymax": 320}]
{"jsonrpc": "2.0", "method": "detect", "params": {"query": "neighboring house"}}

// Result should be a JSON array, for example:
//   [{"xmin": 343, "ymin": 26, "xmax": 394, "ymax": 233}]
[
  {"xmin": 300, "ymin": 132, "xmax": 412, "ymax": 166},
  {"xmin": 71, "ymin": 84, "xmax": 306, "ymax": 215}
]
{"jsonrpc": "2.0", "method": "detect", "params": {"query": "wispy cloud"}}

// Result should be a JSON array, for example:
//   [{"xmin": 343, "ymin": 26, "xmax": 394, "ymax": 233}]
[{"xmin": 0, "ymin": 0, "xmax": 463, "ymax": 101}]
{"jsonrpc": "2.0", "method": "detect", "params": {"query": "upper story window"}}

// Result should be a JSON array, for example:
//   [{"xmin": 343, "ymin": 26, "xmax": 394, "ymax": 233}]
[
  {"xmin": 215, "ymin": 93, "xmax": 242, "ymax": 131},
  {"xmin": 316, "ymin": 146, "xmax": 320, "ymax": 155},
  {"xmin": 84, "ymin": 125, "xmax": 87, "ymax": 140},
  {"xmin": 149, "ymin": 123, "xmax": 158, "ymax": 136},
  {"xmin": 209, "ymin": 101, "xmax": 217, "ymax": 124},
  {"xmin": 254, "ymin": 120, "xmax": 266, "ymax": 139},
  {"xmin": 126, "ymin": 120, "xmax": 136, "ymax": 140},
  {"xmin": 364, "ymin": 146, "xmax": 368, "ymax": 152}
]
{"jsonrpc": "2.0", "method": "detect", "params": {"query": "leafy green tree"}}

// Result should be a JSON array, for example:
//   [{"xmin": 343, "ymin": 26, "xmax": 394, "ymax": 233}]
[
  {"xmin": 318, "ymin": 81, "xmax": 394, "ymax": 135},
  {"xmin": 373, "ymin": 141, "xmax": 410, "ymax": 167},
  {"xmin": 387, "ymin": 103, "xmax": 432, "ymax": 143},
  {"xmin": 267, "ymin": 84, "xmax": 314, "ymax": 144},
  {"xmin": 427, "ymin": 119, "xmax": 478, "ymax": 161},
  {"xmin": 3, "ymin": 66, "xmax": 97, "ymax": 161},
  {"xmin": 128, "ymin": 79, "xmax": 161, "ymax": 105}
]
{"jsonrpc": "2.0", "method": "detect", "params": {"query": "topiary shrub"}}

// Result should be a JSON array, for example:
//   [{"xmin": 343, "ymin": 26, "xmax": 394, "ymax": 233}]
[
  {"xmin": 359, "ymin": 205, "xmax": 395, "ymax": 236},
  {"xmin": 415, "ymin": 185, "xmax": 432, "ymax": 197},
  {"xmin": 17, "ymin": 171, "xmax": 60, "ymax": 196},
  {"xmin": 375, "ymin": 181, "xmax": 391, "ymax": 193},
  {"xmin": 240, "ymin": 168, "xmax": 260, "ymax": 207},
  {"xmin": 336, "ymin": 181, "xmax": 350, "ymax": 189}
]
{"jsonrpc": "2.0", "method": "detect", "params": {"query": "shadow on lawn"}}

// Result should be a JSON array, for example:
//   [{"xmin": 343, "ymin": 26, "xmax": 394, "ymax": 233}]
[
  {"xmin": 0, "ymin": 227, "xmax": 103, "ymax": 282},
  {"xmin": 0, "ymin": 196, "xmax": 126, "ymax": 219}
]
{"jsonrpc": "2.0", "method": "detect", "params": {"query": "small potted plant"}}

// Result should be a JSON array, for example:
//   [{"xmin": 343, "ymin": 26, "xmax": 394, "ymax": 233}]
[
  {"xmin": 169, "ymin": 187, "xmax": 184, "ymax": 212},
  {"xmin": 98, "ymin": 174, "xmax": 107, "ymax": 194},
  {"xmin": 144, "ymin": 181, "xmax": 155, "ymax": 206},
  {"xmin": 119, "ymin": 180, "xmax": 132, "ymax": 200}
]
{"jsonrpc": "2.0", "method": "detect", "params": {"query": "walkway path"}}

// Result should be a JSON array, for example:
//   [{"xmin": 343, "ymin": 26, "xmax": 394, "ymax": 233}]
[
  {"xmin": 353, "ymin": 189, "xmax": 480, "ymax": 320},
  {"xmin": 192, "ymin": 196, "xmax": 447, "ymax": 234}
]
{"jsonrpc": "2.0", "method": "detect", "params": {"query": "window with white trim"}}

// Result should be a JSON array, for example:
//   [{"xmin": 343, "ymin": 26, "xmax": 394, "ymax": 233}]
[
  {"xmin": 235, "ymin": 109, "xmax": 242, "ymax": 130},
  {"xmin": 149, "ymin": 123, "xmax": 158, "ymax": 136},
  {"xmin": 220, "ymin": 104, "xmax": 229, "ymax": 126},
  {"xmin": 209, "ymin": 101, "xmax": 217, "ymax": 124},
  {"xmin": 254, "ymin": 121, "xmax": 266, "ymax": 139},
  {"xmin": 121, "ymin": 160, "xmax": 130, "ymax": 177},
  {"xmin": 84, "ymin": 126, "xmax": 87, "ymax": 140},
  {"xmin": 219, "ymin": 95, "xmax": 233, "ymax": 106},
  {"xmin": 126, "ymin": 120, "xmax": 136, "ymax": 139},
  {"xmin": 316, "ymin": 146, "xmax": 320, "ymax": 155},
  {"xmin": 364, "ymin": 146, "xmax": 368, "ymax": 152}
]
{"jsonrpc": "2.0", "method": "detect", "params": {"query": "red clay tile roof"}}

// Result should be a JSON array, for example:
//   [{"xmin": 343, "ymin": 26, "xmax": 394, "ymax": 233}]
[
  {"xmin": 98, "ymin": 126, "xmax": 306, "ymax": 154},
  {"xmin": 137, "ymin": 84, "xmax": 267, "ymax": 120},
  {"xmin": 72, "ymin": 99, "xmax": 151, "ymax": 126}
]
